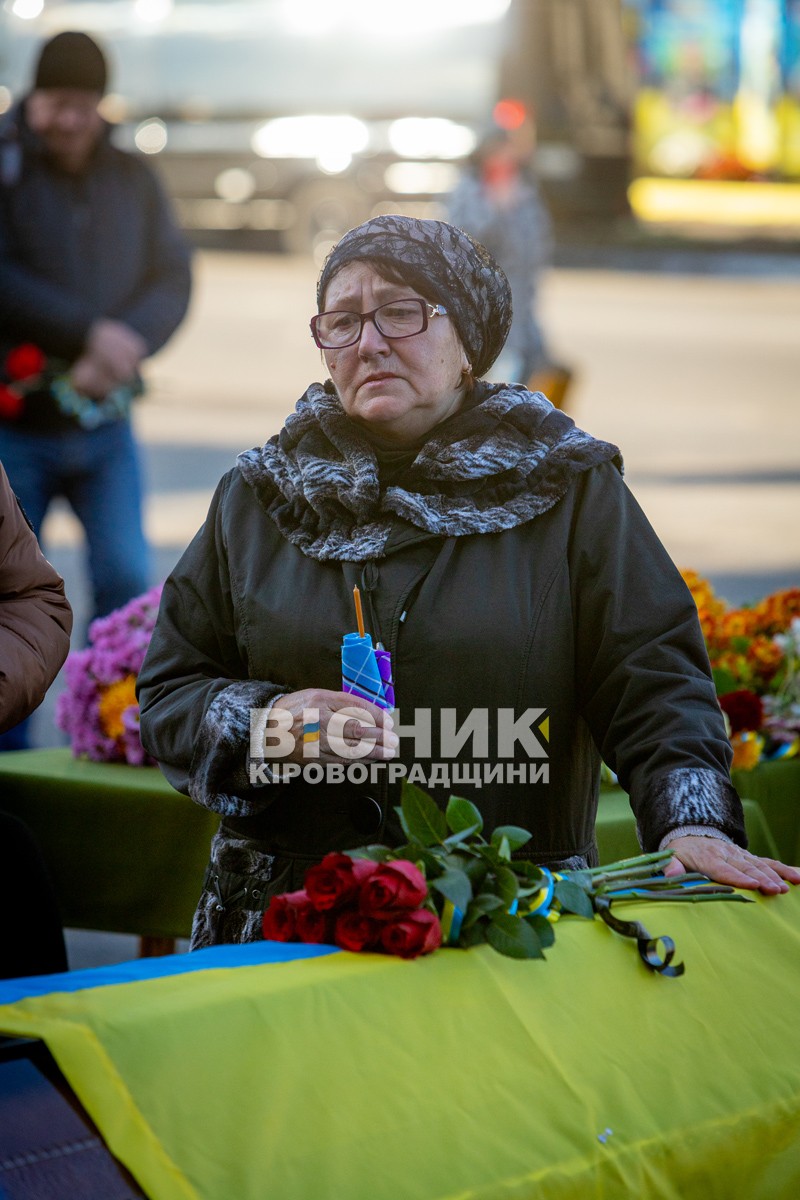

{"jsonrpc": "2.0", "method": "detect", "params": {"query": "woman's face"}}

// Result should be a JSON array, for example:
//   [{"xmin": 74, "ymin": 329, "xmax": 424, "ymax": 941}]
[{"xmin": 321, "ymin": 262, "xmax": 470, "ymax": 444}]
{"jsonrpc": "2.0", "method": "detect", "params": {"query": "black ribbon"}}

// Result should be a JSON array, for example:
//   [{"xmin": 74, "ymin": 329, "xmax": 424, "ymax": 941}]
[{"xmin": 593, "ymin": 896, "xmax": 685, "ymax": 977}]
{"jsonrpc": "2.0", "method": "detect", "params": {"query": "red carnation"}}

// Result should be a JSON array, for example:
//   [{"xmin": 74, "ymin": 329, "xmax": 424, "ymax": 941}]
[
  {"xmin": 719, "ymin": 689, "xmax": 764, "ymax": 735},
  {"xmin": 380, "ymin": 910, "xmax": 442, "ymax": 959},
  {"xmin": 262, "ymin": 889, "xmax": 308, "ymax": 941},
  {"xmin": 359, "ymin": 860, "xmax": 428, "ymax": 919},
  {"xmin": 304, "ymin": 852, "xmax": 361, "ymax": 911},
  {"xmin": 0, "ymin": 385, "xmax": 24, "ymax": 420},
  {"xmin": 334, "ymin": 910, "xmax": 382, "ymax": 952},
  {"xmin": 5, "ymin": 343, "xmax": 46, "ymax": 381}
]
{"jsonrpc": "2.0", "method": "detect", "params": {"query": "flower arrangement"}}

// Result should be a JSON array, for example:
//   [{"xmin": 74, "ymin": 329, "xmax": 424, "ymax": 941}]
[
  {"xmin": 263, "ymin": 854, "xmax": 442, "ymax": 959},
  {"xmin": 56, "ymin": 584, "xmax": 163, "ymax": 765},
  {"xmin": 681, "ymin": 571, "xmax": 800, "ymax": 769},
  {"xmin": 263, "ymin": 782, "xmax": 748, "ymax": 972},
  {"xmin": 0, "ymin": 342, "xmax": 141, "ymax": 429}
]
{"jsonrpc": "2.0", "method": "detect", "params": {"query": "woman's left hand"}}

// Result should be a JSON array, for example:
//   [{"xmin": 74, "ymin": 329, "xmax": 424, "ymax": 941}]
[{"xmin": 663, "ymin": 836, "xmax": 800, "ymax": 894}]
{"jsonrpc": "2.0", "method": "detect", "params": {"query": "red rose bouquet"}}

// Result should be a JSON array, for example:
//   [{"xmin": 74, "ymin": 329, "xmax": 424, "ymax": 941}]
[
  {"xmin": 1, "ymin": 341, "xmax": 142, "ymax": 428},
  {"xmin": 0, "ymin": 342, "xmax": 47, "ymax": 419},
  {"xmin": 263, "ymin": 783, "xmax": 748, "ymax": 972},
  {"xmin": 263, "ymin": 853, "xmax": 441, "ymax": 959}
]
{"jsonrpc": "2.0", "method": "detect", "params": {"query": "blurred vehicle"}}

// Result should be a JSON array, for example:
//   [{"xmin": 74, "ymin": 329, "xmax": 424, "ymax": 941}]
[{"xmin": 0, "ymin": 0, "xmax": 634, "ymax": 257}]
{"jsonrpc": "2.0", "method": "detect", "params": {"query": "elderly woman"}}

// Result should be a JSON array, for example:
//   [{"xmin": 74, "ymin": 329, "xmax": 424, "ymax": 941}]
[{"xmin": 138, "ymin": 215, "xmax": 799, "ymax": 949}]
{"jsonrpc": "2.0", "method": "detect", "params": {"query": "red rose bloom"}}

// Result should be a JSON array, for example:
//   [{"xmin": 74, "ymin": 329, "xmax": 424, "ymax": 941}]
[
  {"xmin": 295, "ymin": 904, "xmax": 333, "ymax": 944},
  {"xmin": 380, "ymin": 910, "xmax": 442, "ymax": 959},
  {"xmin": 304, "ymin": 853, "xmax": 361, "ymax": 911},
  {"xmin": 359, "ymin": 860, "xmax": 428, "ymax": 918},
  {"xmin": 719, "ymin": 689, "xmax": 764, "ymax": 735},
  {"xmin": 262, "ymin": 889, "xmax": 308, "ymax": 941},
  {"xmin": 0, "ymin": 385, "xmax": 24, "ymax": 420},
  {"xmin": 334, "ymin": 910, "xmax": 382, "ymax": 953},
  {"xmin": 5, "ymin": 343, "xmax": 46, "ymax": 381},
  {"xmin": 351, "ymin": 857, "xmax": 380, "ymax": 885}
]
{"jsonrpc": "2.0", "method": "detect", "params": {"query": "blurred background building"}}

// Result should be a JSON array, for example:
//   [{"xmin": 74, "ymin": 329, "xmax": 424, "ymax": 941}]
[{"xmin": 2, "ymin": 1, "xmax": 798, "ymax": 253}]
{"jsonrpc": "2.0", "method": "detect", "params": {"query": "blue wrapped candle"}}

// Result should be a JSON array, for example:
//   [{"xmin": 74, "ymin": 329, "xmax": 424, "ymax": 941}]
[
  {"xmin": 375, "ymin": 646, "xmax": 395, "ymax": 709},
  {"xmin": 342, "ymin": 632, "xmax": 394, "ymax": 710}
]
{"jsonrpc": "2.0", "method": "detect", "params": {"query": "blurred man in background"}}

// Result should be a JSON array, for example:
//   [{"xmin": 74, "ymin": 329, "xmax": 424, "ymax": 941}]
[{"xmin": 0, "ymin": 30, "xmax": 192, "ymax": 748}]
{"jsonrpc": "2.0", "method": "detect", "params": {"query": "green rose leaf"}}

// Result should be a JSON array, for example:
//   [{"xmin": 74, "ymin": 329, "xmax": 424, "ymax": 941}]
[
  {"xmin": 554, "ymin": 879, "xmax": 595, "ymax": 919},
  {"xmin": 430, "ymin": 869, "xmax": 473, "ymax": 913},
  {"xmin": 446, "ymin": 794, "xmax": 484, "ymax": 835},
  {"xmin": 457, "ymin": 922, "xmax": 487, "ymax": 948},
  {"xmin": 462, "ymin": 893, "xmax": 504, "ymax": 927},
  {"xmin": 476, "ymin": 843, "xmax": 503, "ymax": 868},
  {"xmin": 443, "ymin": 823, "xmax": 484, "ymax": 848},
  {"xmin": 525, "ymin": 914, "xmax": 556, "ymax": 949},
  {"xmin": 495, "ymin": 866, "xmax": 519, "ymax": 905},
  {"xmin": 513, "ymin": 859, "xmax": 547, "ymax": 883},
  {"xmin": 347, "ymin": 845, "xmax": 393, "ymax": 862},
  {"xmin": 397, "ymin": 783, "xmax": 447, "ymax": 845},
  {"xmin": 490, "ymin": 825, "xmax": 533, "ymax": 852},
  {"xmin": 463, "ymin": 857, "xmax": 490, "ymax": 889},
  {"xmin": 486, "ymin": 911, "xmax": 545, "ymax": 959}
]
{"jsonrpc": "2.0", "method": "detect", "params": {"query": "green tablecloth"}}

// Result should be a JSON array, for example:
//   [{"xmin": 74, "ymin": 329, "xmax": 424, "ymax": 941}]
[
  {"xmin": 731, "ymin": 759, "xmax": 800, "ymax": 864},
  {"xmin": 597, "ymin": 790, "xmax": 780, "ymax": 862},
  {"xmin": 0, "ymin": 748, "xmax": 216, "ymax": 939},
  {"xmin": 600, "ymin": 762, "xmax": 799, "ymax": 864},
  {"xmin": 0, "ymin": 749, "xmax": 797, "ymax": 940},
  {"xmin": 1, "ymin": 890, "xmax": 799, "ymax": 1200}
]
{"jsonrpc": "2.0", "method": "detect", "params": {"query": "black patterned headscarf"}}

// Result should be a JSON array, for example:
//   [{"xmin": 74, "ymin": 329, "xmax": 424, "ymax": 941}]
[{"xmin": 316, "ymin": 215, "xmax": 513, "ymax": 380}]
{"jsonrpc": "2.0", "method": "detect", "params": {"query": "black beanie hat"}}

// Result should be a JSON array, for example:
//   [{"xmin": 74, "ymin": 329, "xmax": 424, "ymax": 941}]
[{"xmin": 33, "ymin": 31, "xmax": 108, "ymax": 94}]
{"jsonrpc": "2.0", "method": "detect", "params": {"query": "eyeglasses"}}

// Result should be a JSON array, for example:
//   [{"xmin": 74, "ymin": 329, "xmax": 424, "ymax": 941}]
[{"xmin": 310, "ymin": 298, "xmax": 448, "ymax": 349}]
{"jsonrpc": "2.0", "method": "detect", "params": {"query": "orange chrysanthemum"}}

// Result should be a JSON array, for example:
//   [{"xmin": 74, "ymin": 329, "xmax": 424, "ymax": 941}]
[
  {"xmin": 751, "ymin": 588, "xmax": 800, "ymax": 636},
  {"xmin": 97, "ymin": 674, "xmax": 138, "ymax": 740},
  {"xmin": 730, "ymin": 731, "xmax": 764, "ymax": 771}
]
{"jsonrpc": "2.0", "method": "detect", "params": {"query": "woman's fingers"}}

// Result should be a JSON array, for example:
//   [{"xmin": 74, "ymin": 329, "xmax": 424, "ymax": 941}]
[
  {"xmin": 663, "ymin": 836, "xmax": 800, "ymax": 895},
  {"xmin": 269, "ymin": 689, "xmax": 397, "ymax": 765}
]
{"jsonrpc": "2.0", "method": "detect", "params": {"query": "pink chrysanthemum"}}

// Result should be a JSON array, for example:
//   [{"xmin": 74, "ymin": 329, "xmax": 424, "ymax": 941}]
[{"xmin": 56, "ymin": 584, "xmax": 163, "ymax": 765}]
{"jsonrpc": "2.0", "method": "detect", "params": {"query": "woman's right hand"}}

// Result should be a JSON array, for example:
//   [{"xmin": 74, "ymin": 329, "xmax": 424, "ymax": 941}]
[{"xmin": 267, "ymin": 689, "xmax": 398, "ymax": 766}]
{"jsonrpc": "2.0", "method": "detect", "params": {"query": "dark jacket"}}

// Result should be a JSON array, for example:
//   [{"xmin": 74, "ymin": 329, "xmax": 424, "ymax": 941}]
[
  {"xmin": 138, "ymin": 384, "xmax": 744, "ymax": 946},
  {"xmin": 0, "ymin": 100, "xmax": 191, "ymax": 422},
  {"xmin": 0, "ymin": 461, "xmax": 72, "ymax": 731}
]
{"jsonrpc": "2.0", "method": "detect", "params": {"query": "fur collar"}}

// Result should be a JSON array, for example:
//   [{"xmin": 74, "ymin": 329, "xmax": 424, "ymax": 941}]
[{"xmin": 237, "ymin": 381, "xmax": 622, "ymax": 561}]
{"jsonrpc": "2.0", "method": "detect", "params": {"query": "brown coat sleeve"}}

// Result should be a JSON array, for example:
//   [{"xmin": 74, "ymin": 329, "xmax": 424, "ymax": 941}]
[{"xmin": 0, "ymin": 462, "xmax": 73, "ymax": 733}]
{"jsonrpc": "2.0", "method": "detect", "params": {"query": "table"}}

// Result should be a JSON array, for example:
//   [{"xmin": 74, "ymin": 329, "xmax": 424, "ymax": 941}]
[
  {"xmin": 730, "ymin": 758, "xmax": 800, "ymax": 864},
  {"xmin": 1, "ymin": 750, "xmax": 797, "ymax": 950},
  {"xmin": 601, "ymin": 761, "xmax": 800, "ymax": 864},
  {"xmin": 0, "ymin": 748, "xmax": 217, "ymax": 950},
  {"xmin": 1, "ymin": 888, "xmax": 798, "ymax": 1200}
]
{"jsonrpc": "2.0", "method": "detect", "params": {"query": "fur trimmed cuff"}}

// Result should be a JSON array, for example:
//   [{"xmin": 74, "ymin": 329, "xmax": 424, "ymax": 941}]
[
  {"xmin": 188, "ymin": 680, "xmax": 288, "ymax": 817},
  {"xmin": 634, "ymin": 767, "xmax": 747, "ymax": 853}
]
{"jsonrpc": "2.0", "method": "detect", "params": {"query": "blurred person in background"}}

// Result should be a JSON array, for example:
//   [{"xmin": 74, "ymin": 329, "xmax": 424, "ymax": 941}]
[
  {"xmin": 138, "ymin": 215, "xmax": 798, "ymax": 952},
  {"xmin": 445, "ymin": 108, "xmax": 571, "ymax": 403},
  {"xmin": 0, "ymin": 30, "xmax": 192, "ymax": 749},
  {"xmin": 1, "ymin": 459, "xmax": 72, "ymax": 976}
]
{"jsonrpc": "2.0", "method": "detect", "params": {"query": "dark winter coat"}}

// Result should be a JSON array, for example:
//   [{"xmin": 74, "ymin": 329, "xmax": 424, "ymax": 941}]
[{"xmin": 138, "ymin": 383, "xmax": 744, "ymax": 947}]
